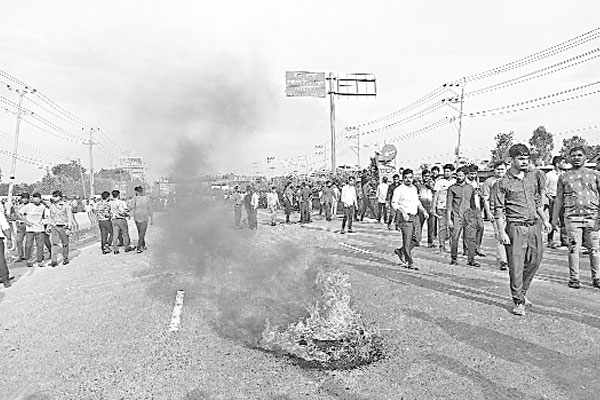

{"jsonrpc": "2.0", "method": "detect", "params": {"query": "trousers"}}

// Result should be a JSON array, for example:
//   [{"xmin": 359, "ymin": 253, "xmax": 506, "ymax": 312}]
[
  {"xmin": 451, "ymin": 210, "xmax": 477, "ymax": 262},
  {"xmin": 112, "ymin": 219, "xmax": 131, "ymax": 250},
  {"xmin": 564, "ymin": 219, "xmax": 599, "ymax": 283},
  {"xmin": 50, "ymin": 226, "xmax": 70, "ymax": 262},
  {"xmin": 505, "ymin": 221, "xmax": 543, "ymax": 305},
  {"xmin": 99, "ymin": 219, "xmax": 113, "ymax": 251}
]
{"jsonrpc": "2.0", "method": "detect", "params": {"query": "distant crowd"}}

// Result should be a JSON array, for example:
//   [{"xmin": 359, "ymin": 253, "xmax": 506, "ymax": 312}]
[
  {"xmin": 0, "ymin": 186, "xmax": 153, "ymax": 289},
  {"xmin": 230, "ymin": 143, "xmax": 600, "ymax": 316}
]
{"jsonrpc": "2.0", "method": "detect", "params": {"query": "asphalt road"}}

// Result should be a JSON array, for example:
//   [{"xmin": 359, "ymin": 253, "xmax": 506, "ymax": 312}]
[{"xmin": 1, "ymin": 208, "xmax": 599, "ymax": 400}]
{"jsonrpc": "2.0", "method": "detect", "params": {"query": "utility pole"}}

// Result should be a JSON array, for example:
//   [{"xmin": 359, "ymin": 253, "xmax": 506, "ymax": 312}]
[
  {"xmin": 455, "ymin": 78, "xmax": 466, "ymax": 166},
  {"xmin": 82, "ymin": 127, "xmax": 99, "ymax": 197},
  {"xmin": 6, "ymin": 85, "xmax": 36, "ymax": 208},
  {"xmin": 77, "ymin": 158, "xmax": 87, "ymax": 198},
  {"xmin": 356, "ymin": 127, "xmax": 360, "ymax": 169},
  {"xmin": 328, "ymin": 73, "xmax": 337, "ymax": 174}
]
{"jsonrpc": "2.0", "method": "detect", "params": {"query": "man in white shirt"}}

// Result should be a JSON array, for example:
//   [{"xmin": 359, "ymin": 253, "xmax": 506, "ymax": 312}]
[
  {"xmin": 110, "ymin": 190, "xmax": 134, "ymax": 254},
  {"xmin": 375, "ymin": 177, "xmax": 390, "ymax": 223},
  {"xmin": 18, "ymin": 193, "xmax": 47, "ymax": 268},
  {"xmin": 482, "ymin": 161, "xmax": 508, "ymax": 270},
  {"xmin": 392, "ymin": 169, "xmax": 429, "ymax": 269},
  {"xmin": 0, "ymin": 208, "xmax": 14, "ymax": 288},
  {"xmin": 340, "ymin": 176, "xmax": 358, "ymax": 234},
  {"xmin": 433, "ymin": 164, "xmax": 456, "ymax": 252},
  {"xmin": 246, "ymin": 187, "xmax": 260, "ymax": 229},
  {"xmin": 266, "ymin": 186, "xmax": 280, "ymax": 226}
]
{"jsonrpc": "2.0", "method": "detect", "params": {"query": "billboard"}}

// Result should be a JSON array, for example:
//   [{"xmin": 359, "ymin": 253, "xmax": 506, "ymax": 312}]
[
  {"xmin": 119, "ymin": 156, "xmax": 145, "ymax": 181},
  {"xmin": 285, "ymin": 71, "xmax": 326, "ymax": 98}
]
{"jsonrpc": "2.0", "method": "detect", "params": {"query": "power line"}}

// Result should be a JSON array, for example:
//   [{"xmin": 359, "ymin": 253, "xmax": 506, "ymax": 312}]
[{"xmin": 466, "ymin": 48, "xmax": 600, "ymax": 98}]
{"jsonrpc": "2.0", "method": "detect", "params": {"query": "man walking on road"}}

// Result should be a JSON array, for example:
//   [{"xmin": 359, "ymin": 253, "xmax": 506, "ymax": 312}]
[
  {"xmin": 231, "ymin": 186, "xmax": 243, "ymax": 228},
  {"xmin": 552, "ymin": 146, "xmax": 600, "ymax": 290},
  {"xmin": 386, "ymin": 174, "xmax": 401, "ymax": 230},
  {"xmin": 494, "ymin": 144, "xmax": 551, "ymax": 316},
  {"xmin": 376, "ymin": 177, "xmax": 389, "ymax": 223},
  {"xmin": 321, "ymin": 181, "xmax": 335, "ymax": 221},
  {"xmin": 447, "ymin": 167, "xmax": 480, "ymax": 268},
  {"xmin": 467, "ymin": 164, "xmax": 486, "ymax": 257},
  {"xmin": 110, "ymin": 190, "xmax": 134, "ymax": 254},
  {"xmin": 131, "ymin": 186, "xmax": 153, "ymax": 253},
  {"xmin": 300, "ymin": 182, "xmax": 312, "ymax": 224},
  {"xmin": 433, "ymin": 164, "xmax": 456, "ymax": 251},
  {"xmin": 47, "ymin": 190, "xmax": 75, "ymax": 266},
  {"xmin": 18, "ymin": 193, "xmax": 47, "ymax": 268},
  {"xmin": 546, "ymin": 155, "xmax": 566, "ymax": 248},
  {"xmin": 0, "ymin": 209, "xmax": 14, "ymax": 288},
  {"xmin": 482, "ymin": 161, "xmax": 508, "ymax": 270},
  {"xmin": 392, "ymin": 169, "xmax": 429, "ymax": 270},
  {"xmin": 14, "ymin": 193, "xmax": 30, "ymax": 262},
  {"xmin": 340, "ymin": 176, "xmax": 358, "ymax": 234},
  {"xmin": 96, "ymin": 191, "xmax": 113, "ymax": 254},
  {"xmin": 266, "ymin": 186, "xmax": 280, "ymax": 226},
  {"xmin": 283, "ymin": 183, "xmax": 295, "ymax": 224}
]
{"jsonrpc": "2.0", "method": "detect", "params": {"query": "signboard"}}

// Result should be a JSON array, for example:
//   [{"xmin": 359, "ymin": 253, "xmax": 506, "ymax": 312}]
[
  {"xmin": 378, "ymin": 164, "xmax": 396, "ymax": 183},
  {"xmin": 380, "ymin": 144, "xmax": 397, "ymax": 162},
  {"xmin": 119, "ymin": 156, "xmax": 145, "ymax": 181},
  {"xmin": 286, "ymin": 71, "xmax": 326, "ymax": 98}
]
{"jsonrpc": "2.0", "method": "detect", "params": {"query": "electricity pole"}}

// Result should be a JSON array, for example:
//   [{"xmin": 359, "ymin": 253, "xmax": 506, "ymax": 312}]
[
  {"xmin": 328, "ymin": 73, "xmax": 337, "ymax": 174},
  {"xmin": 77, "ymin": 158, "xmax": 87, "ymax": 198},
  {"xmin": 82, "ymin": 127, "xmax": 99, "ymax": 197},
  {"xmin": 6, "ymin": 85, "xmax": 36, "ymax": 207},
  {"xmin": 455, "ymin": 78, "xmax": 466, "ymax": 166}
]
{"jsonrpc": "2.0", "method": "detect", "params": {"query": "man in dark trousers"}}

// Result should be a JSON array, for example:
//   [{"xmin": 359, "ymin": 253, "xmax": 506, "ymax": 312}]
[
  {"xmin": 300, "ymin": 182, "xmax": 312, "ymax": 223},
  {"xmin": 386, "ymin": 174, "xmax": 401, "ymax": 230},
  {"xmin": 494, "ymin": 144, "xmax": 551, "ymax": 316},
  {"xmin": 447, "ymin": 166, "xmax": 480, "ymax": 268},
  {"xmin": 231, "ymin": 186, "xmax": 243, "ymax": 229},
  {"xmin": 96, "ymin": 191, "xmax": 113, "ymax": 254}
]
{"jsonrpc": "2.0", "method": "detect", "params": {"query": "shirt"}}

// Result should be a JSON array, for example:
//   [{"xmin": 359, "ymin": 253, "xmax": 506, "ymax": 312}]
[
  {"xmin": 447, "ymin": 182, "xmax": 477, "ymax": 215},
  {"xmin": 546, "ymin": 169, "xmax": 560, "ymax": 197},
  {"xmin": 391, "ymin": 184, "xmax": 420, "ymax": 215},
  {"xmin": 481, "ymin": 176, "xmax": 499, "ymax": 202},
  {"xmin": 434, "ymin": 178, "xmax": 456, "ymax": 209},
  {"xmin": 376, "ymin": 182, "xmax": 389, "ymax": 203},
  {"xmin": 250, "ymin": 192, "xmax": 260, "ymax": 209},
  {"xmin": 48, "ymin": 201, "xmax": 74, "ymax": 227},
  {"xmin": 132, "ymin": 195, "xmax": 153, "ymax": 222},
  {"xmin": 110, "ymin": 198, "xmax": 129, "ymax": 219},
  {"xmin": 321, "ymin": 187, "xmax": 335, "ymax": 202},
  {"xmin": 467, "ymin": 178, "xmax": 482, "ymax": 210},
  {"xmin": 0, "ymin": 210, "xmax": 10, "ymax": 238},
  {"xmin": 493, "ymin": 169, "xmax": 545, "ymax": 223},
  {"xmin": 301, "ymin": 187, "xmax": 312, "ymax": 202},
  {"xmin": 556, "ymin": 167, "xmax": 600, "ymax": 222},
  {"xmin": 95, "ymin": 199, "xmax": 112, "ymax": 220},
  {"xmin": 231, "ymin": 192, "xmax": 243, "ymax": 207},
  {"xmin": 266, "ymin": 192, "xmax": 279, "ymax": 208},
  {"xmin": 386, "ymin": 182, "xmax": 400, "ymax": 203},
  {"xmin": 418, "ymin": 186, "xmax": 434, "ymax": 211},
  {"xmin": 341, "ymin": 184, "xmax": 358, "ymax": 207},
  {"xmin": 20, "ymin": 203, "xmax": 46, "ymax": 232}
]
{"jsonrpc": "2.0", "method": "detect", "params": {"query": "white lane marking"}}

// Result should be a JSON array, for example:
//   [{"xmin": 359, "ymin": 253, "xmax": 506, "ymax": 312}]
[
  {"xmin": 169, "ymin": 290, "xmax": 185, "ymax": 332},
  {"xmin": 339, "ymin": 242, "xmax": 372, "ymax": 254}
]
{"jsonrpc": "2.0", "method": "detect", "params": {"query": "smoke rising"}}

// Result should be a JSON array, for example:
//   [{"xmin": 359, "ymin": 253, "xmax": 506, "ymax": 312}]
[{"xmin": 128, "ymin": 54, "xmax": 325, "ymax": 345}]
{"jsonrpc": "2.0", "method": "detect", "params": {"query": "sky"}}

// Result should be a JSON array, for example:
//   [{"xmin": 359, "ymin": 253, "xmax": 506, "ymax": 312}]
[{"xmin": 0, "ymin": 0, "xmax": 599, "ymax": 182}]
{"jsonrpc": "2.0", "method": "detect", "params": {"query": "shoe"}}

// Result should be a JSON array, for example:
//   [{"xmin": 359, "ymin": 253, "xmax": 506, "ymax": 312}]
[
  {"xmin": 593, "ymin": 279, "xmax": 600, "ymax": 289},
  {"xmin": 512, "ymin": 303, "xmax": 526, "ymax": 316},
  {"xmin": 475, "ymin": 251, "xmax": 486, "ymax": 257},
  {"xmin": 114, "ymin": 250, "xmax": 120, "ymax": 255},
  {"xmin": 450, "ymin": 258, "xmax": 458, "ymax": 265},
  {"xmin": 387, "ymin": 224, "xmax": 392, "ymax": 230},
  {"xmin": 394, "ymin": 249, "xmax": 405, "ymax": 264},
  {"xmin": 124, "ymin": 246, "xmax": 135, "ymax": 252},
  {"xmin": 547, "ymin": 243, "xmax": 558, "ymax": 249},
  {"xmin": 568, "ymin": 281, "xmax": 580, "ymax": 289},
  {"xmin": 340, "ymin": 230, "xmax": 346, "ymax": 234},
  {"xmin": 3, "ymin": 279, "xmax": 11, "ymax": 288},
  {"xmin": 38, "ymin": 262, "xmax": 45, "ymax": 268},
  {"xmin": 26, "ymin": 262, "xmax": 33, "ymax": 268},
  {"xmin": 136, "ymin": 248, "xmax": 143, "ymax": 253},
  {"xmin": 16, "ymin": 257, "xmax": 26, "ymax": 262},
  {"xmin": 500, "ymin": 262, "xmax": 508, "ymax": 271},
  {"xmin": 50, "ymin": 261, "xmax": 58, "ymax": 268},
  {"xmin": 102, "ymin": 250, "xmax": 111, "ymax": 255},
  {"xmin": 523, "ymin": 296, "xmax": 533, "ymax": 307},
  {"xmin": 348, "ymin": 229, "xmax": 355, "ymax": 233},
  {"xmin": 408, "ymin": 264, "xmax": 419, "ymax": 271},
  {"xmin": 467, "ymin": 260, "xmax": 481, "ymax": 267},
  {"xmin": 62, "ymin": 258, "xmax": 69, "ymax": 265},
  {"xmin": 271, "ymin": 223, "xmax": 276, "ymax": 226}
]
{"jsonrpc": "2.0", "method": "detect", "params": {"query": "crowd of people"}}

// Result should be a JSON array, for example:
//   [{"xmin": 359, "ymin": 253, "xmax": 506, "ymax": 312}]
[
  {"xmin": 230, "ymin": 143, "xmax": 600, "ymax": 316},
  {"xmin": 0, "ymin": 186, "xmax": 153, "ymax": 289}
]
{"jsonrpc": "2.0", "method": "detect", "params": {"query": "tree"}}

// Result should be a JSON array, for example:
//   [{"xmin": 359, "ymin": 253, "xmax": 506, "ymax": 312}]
[
  {"xmin": 489, "ymin": 131, "xmax": 514, "ymax": 168},
  {"xmin": 559, "ymin": 136, "xmax": 600, "ymax": 160},
  {"xmin": 52, "ymin": 160, "xmax": 86, "ymax": 182},
  {"xmin": 529, "ymin": 126, "xmax": 554, "ymax": 165}
]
